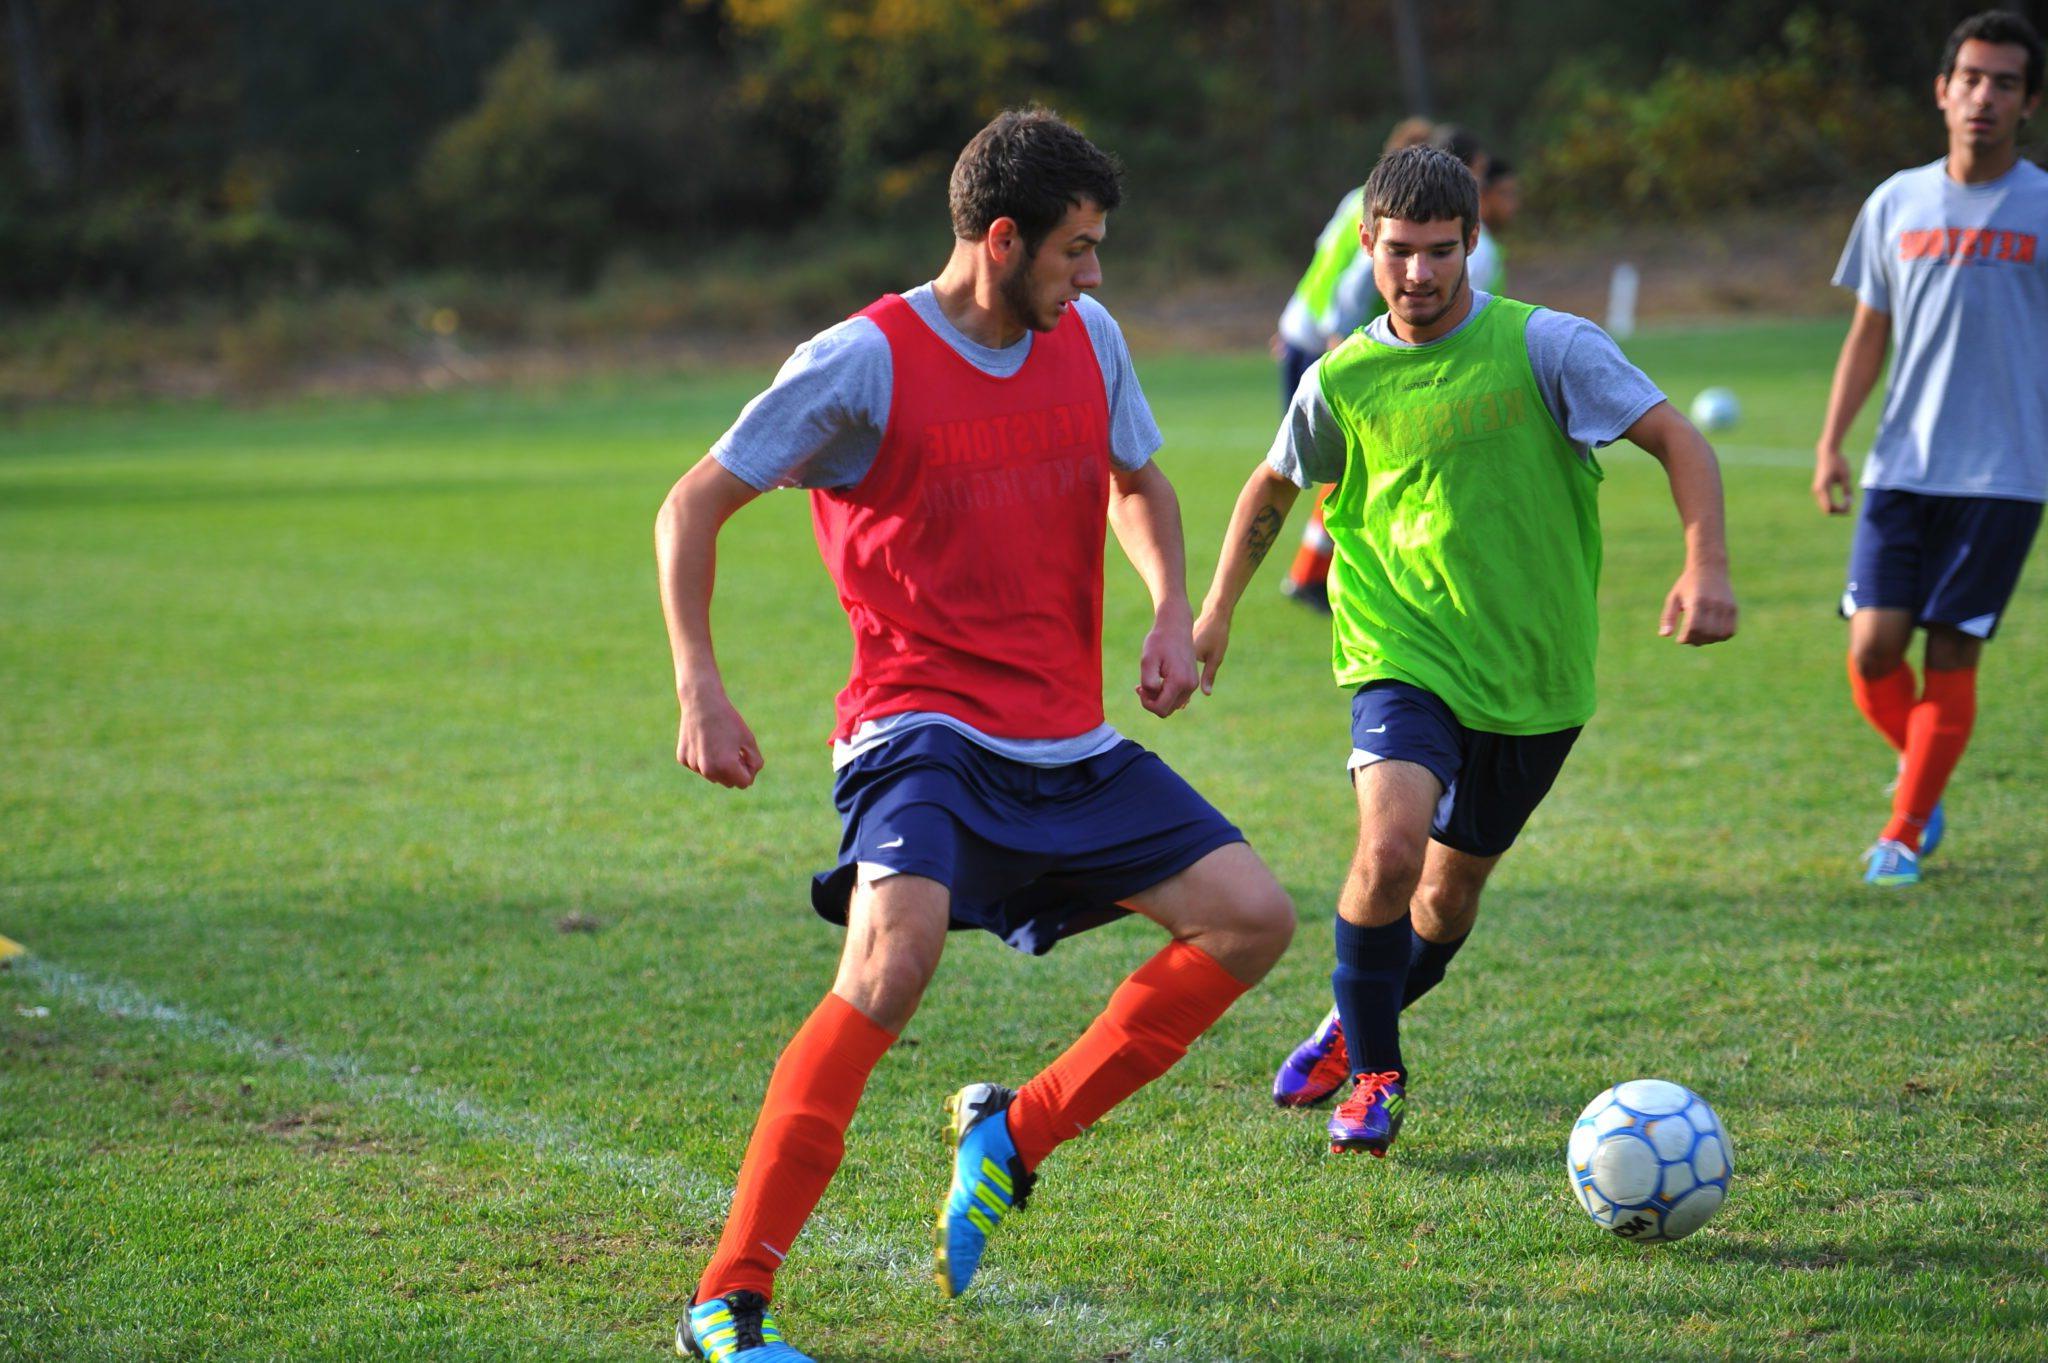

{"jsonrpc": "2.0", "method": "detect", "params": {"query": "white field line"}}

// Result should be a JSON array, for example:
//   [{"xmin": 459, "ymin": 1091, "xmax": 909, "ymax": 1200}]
[
  {"xmin": 21, "ymin": 955, "xmax": 731, "ymax": 1219},
  {"xmin": 17, "ymin": 955, "xmax": 1223, "ymax": 1362}
]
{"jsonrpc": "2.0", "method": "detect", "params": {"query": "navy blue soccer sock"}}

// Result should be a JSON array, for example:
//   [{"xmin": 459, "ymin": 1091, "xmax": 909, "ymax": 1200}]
[
  {"xmin": 1401, "ymin": 929, "xmax": 1469, "ymax": 1010},
  {"xmin": 1331, "ymin": 914, "xmax": 1413, "ymax": 1083}
]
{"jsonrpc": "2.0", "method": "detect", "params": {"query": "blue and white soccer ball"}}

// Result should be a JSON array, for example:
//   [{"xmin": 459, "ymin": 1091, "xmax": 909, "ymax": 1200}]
[
  {"xmin": 1568, "ymin": 1079, "xmax": 1731, "ymax": 1243},
  {"xmin": 1688, "ymin": 387, "xmax": 1741, "ymax": 432}
]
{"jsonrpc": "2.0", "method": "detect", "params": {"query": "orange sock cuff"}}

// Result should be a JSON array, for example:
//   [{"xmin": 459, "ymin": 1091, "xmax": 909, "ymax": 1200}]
[
  {"xmin": 1286, "ymin": 541, "xmax": 1332, "ymax": 585},
  {"xmin": 697, "ymin": 993, "xmax": 896, "ymax": 1304},
  {"xmin": 1008, "ymin": 942, "xmax": 1249, "ymax": 1172},
  {"xmin": 1884, "ymin": 666, "xmax": 1977, "ymax": 850},
  {"xmin": 1848, "ymin": 658, "xmax": 1915, "ymax": 752}
]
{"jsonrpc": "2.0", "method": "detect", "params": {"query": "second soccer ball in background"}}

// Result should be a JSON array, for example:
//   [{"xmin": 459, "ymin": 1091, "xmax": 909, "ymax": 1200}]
[{"xmin": 1689, "ymin": 387, "xmax": 1742, "ymax": 432}]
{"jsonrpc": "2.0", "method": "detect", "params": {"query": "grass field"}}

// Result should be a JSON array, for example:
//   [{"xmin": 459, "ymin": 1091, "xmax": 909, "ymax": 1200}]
[{"xmin": 3, "ymin": 316, "xmax": 2045, "ymax": 1362}]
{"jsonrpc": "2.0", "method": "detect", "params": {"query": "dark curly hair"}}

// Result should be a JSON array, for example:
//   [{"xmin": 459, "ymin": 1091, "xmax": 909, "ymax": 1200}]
[{"xmin": 948, "ymin": 108, "xmax": 1124, "ymax": 254}]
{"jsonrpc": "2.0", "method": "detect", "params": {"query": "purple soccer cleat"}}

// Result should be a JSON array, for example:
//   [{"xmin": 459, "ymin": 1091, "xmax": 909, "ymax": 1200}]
[
  {"xmin": 1272, "ymin": 1007, "xmax": 1351, "ymax": 1108},
  {"xmin": 1327, "ymin": 1071, "xmax": 1406, "ymax": 1156}
]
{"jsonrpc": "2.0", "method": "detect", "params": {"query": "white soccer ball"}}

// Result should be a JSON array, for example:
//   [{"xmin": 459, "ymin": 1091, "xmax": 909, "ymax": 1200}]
[
  {"xmin": 1567, "ymin": 1080, "xmax": 1731, "ymax": 1243},
  {"xmin": 1688, "ymin": 387, "xmax": 1741, "ymax": 432}
]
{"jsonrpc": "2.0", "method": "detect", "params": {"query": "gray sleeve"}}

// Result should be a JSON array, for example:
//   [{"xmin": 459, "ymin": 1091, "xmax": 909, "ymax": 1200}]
[
  {"xmin": 1525, "ymin": 310, "xmax": 1667, "ymax": 449},
  {"xmin": 709, "ymin": 317, "xmax": 890, "ymax": 491},
  {"xmin": 1264, "ymin": 357, "xmax": 1351, "ymax": 487},
  {"xmin": 1831, "ymin": 188, "xmax": 1892, "ymax": 313},
  {"xmin": 1075, "ymin": 297, "xmax": 1164, "ymax": 471}
]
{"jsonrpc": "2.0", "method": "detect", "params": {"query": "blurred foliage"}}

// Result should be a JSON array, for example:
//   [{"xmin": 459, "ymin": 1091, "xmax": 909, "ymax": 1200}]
[
  {"xmin": 1525, "ymin": 14, "xmax": 1929, "ymax": 220},
  {"xmin": 0, "ymin": 0, "xmax": 2031, "ymax": 303},
  {"xmin": 404, "ymin": 35, "xmax": 795, "ymax": 281}
]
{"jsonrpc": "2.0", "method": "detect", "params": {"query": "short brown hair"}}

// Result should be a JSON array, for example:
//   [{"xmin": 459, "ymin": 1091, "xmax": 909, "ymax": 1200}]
[
  {"xmin": 1364, "ymin": 145, "xmax": 1480, "ymax": 240},
  {"xmin": 948, "ymin": 108, "xmax": 1124, "ymax": 253}
]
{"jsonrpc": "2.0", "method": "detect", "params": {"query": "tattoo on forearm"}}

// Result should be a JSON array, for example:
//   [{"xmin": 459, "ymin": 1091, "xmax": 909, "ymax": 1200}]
[{"xmin": 1244, "ymin": 506, "xmax": 1284, "ymax": 566}]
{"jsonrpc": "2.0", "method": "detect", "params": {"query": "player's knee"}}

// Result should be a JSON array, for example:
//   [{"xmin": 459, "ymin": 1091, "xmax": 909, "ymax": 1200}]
[
  {"xmin": 1922, "ymin": 629, "xmax": 1982, "ymax": 672},
  {"xmin": 1413, "ymin": 879, "xmax": 1481, "ymax": 939},
  {"xmin": 1848, "ymin": 637, "xmax": 1906, "ymax": 679},
  {"xmin": 1187, "ymin": 858, "xmax": 1293, "ymax": 980},
  {"xmin": 1351, "ymin": 834, "xmax": 1427, "ymax": 904},
  {"xmin": 1236, "ymin": 876, "xmax": 1296, "ymax": 958},
  {"xmin": 834, "ymin": 936, "xmax": 941, "ymax": 1030}
]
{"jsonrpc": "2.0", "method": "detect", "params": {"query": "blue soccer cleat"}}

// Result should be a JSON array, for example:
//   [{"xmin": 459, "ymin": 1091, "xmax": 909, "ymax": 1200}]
[
  {"xmin": 1327, "ymin": 1071, "xmax": 1406, "ymax": 1156},
  {"xmin": 1273, "ymin": 1007, "xmax": 1350, "ymax": 1108},
  {"xmin": 1919, "ymin": 801, "xmax": 1945, "ymax": 859},
  {"xmin": 677, "ymin": 1291, "xmax": 814, "ymax": 1362},
  {"xmin": 1863, "ymin": 838, "xmax": 1921, "ymax": 887},
  {"xmin": 936, "ymin": 1082, "xmax": 1036, "ymax": 1297}
]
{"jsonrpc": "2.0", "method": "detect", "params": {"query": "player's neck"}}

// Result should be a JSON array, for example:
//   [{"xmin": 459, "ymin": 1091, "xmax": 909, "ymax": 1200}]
[
  {"xmin": 1945, "ymin": 138, "xmax": 2020, "ymax": 185},
  {"xmin": 932, "ymin": 248, "xmax": 1027, "ymax": 349},
  {"xmin": 1388, "ymin": 282, "xmax": 1473, "ymax": 345}
]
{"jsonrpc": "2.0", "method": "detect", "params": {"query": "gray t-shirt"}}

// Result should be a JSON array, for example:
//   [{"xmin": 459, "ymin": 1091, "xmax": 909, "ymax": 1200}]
[
  {"xmin": 1833, "ymin": 157, "xmax": 2048, "ymax": 502},
  {"xmin": 713, "ymin": 284, "xmax": 1162, "ymax": 491},
  {"xmin": 713, "ymin": 283, "xmax": 1156, "ymax": 771},
  {"xmin": 1268, "ymin": 292, "xmax": 1666, "ymax": 487}
]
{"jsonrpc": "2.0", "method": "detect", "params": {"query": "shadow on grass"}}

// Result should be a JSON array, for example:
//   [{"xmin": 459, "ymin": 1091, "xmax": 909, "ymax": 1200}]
[{"xmin": 1694, "ymin": 1230, "xmax": 2048, "ymax": 1280}]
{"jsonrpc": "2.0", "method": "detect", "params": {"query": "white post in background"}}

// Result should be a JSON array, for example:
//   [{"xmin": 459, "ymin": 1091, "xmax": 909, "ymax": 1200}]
[{"xmin": 1607, "ymin": 263, "xmax": 1640, "ymax": 339}]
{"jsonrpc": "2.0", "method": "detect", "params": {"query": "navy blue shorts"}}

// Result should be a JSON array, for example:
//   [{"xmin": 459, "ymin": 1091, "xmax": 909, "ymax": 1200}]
[
  {"xmin": 1349, "ymin": 681, "xmax": 1581, "ymax": 859},
  {"xmin": 1845, "ymin": 489, "xmax": 2043, "ymax": 639},
  {"xmin": 811, "ymin": 726, "xmax": 1245, "ymax": 956}
]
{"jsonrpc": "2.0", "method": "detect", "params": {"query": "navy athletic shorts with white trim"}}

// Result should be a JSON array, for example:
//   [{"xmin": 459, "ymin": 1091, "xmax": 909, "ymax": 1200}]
[
  {"xmin": 811, "ymin": 725, "xmax": 1245, "ymax": 956},
  {"xmin": 1348, "ymin": 680, "xmax": 1581, "ymax": 859},
  {"xmin": 1844, "ymin": 488, "xmax": 2043, "ymax": 640}
]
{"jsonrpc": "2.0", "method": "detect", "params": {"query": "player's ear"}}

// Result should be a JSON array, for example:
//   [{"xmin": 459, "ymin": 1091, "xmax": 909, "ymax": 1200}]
[
  {"xmin": 1466, "ymin": 222, "xmax": 1480, "ymax": 254},
  {"xmin": 986, "ymin": 216, "xmax": 1024, "ymax": 265},
  {"xmin": 1359, "ymin": 217, "xmax": 1375, "ymax": 251}
]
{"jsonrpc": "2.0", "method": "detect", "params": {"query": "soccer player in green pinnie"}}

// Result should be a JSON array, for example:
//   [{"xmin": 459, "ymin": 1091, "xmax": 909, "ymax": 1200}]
[{"xmin": 1194, "ymin": 145, "xmax": 1739, "ymax": 1156}]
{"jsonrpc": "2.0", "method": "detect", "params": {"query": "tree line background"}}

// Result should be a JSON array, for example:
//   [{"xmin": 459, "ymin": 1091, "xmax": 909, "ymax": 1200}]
[{"xmin": 2, "ymin": 0, "xmax": 2037, "ymax": 308}]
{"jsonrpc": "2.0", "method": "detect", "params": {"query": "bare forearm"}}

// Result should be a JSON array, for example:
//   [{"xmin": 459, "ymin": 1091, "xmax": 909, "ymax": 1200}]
[
  {"xmin": 1626, "ymin": 405, "xmax": 1728, "ymax": 564},
  {"xmin": 656, "ymin": 496, "xmax": 725, "ymax": 699},
  {"xmin": 1109, "ymin": 463, "xmax": 1192, "ymax": 621},
  {"xmin": 1661, "ymin": 432, "xmax": 1730, "ymax": 567},
  {"xmin": 655, "ymin": 458, "xmax": 758, "ymax": 701},
  {"xmin": 1624, "ymin": 404, "xmax": 1738, "ymax": 643},
  {"xmin": 1819, "ymin": 311, "xmax": 1890, "ymax": 454},
  {"xmin": 1200, "ymin": 466, "xmax": 1302, "ymax": 619}
]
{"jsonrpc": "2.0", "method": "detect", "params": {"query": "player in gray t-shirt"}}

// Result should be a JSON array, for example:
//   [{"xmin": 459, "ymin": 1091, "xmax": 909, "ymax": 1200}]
[{"xmin": 1814, "ymin": 10, "xmax": 2046, "ymax": 888}]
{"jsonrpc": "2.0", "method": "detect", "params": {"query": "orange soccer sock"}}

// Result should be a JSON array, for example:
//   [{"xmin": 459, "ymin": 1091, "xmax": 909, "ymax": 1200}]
[
  {"xmin": 1882, "ymin": 666, "xmax": 1977, "ymax": 851},
  {"xmin": 1007, "ymin": 941, "xmax": 1250, "ymax": 1172},
  {"xmin": 1848, "ymin": 658, "xmax": 1916, "ymax": 752},
  {"xmin": 697, "ymin": 992, "xmax": 897, "ymax": 1304},
  {"xmin": 1286, "ymin": 499, "xmax": 1334, "ymax": 588}
]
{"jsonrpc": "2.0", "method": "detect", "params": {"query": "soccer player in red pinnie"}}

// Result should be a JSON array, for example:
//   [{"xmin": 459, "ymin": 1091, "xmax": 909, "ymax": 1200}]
[
  {"xmin": 1815, "ymin": 10, "xmax": 2047, "ymax": 886},
  {"xmin": 654, "ymin": 109, "xmax": 1293, "ymax": 1363}
]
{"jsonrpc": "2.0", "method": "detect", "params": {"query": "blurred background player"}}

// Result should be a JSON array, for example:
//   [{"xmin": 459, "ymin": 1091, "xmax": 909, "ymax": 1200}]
[
  {"xmin": 1195, "ymin": 145, "xmax": 1735, "ymax": 1158},
  {"xmin": 1428, "ymin": 125, "xmax": 1506, "ymax": 294},
  {"xmin": 1275, "ymin": 116, "xmax": 1434, "ymax": 613},
  {"xmin": 656, "ymin": 108, "xmax": 1293, "ymax": 1362},
  {"xmin": 1814, "ymin": 9, "xmax": 2046, "ymax": 888},
  {"xmin": 1479, "ymin": 156, "xmax": 1522, "ymax": 290}
]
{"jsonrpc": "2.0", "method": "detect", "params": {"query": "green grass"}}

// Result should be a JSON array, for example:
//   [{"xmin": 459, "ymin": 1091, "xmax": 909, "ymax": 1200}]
[{"xmin": 3, "ymin": 317, "xmax": 2045, "ymax": 1361}]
